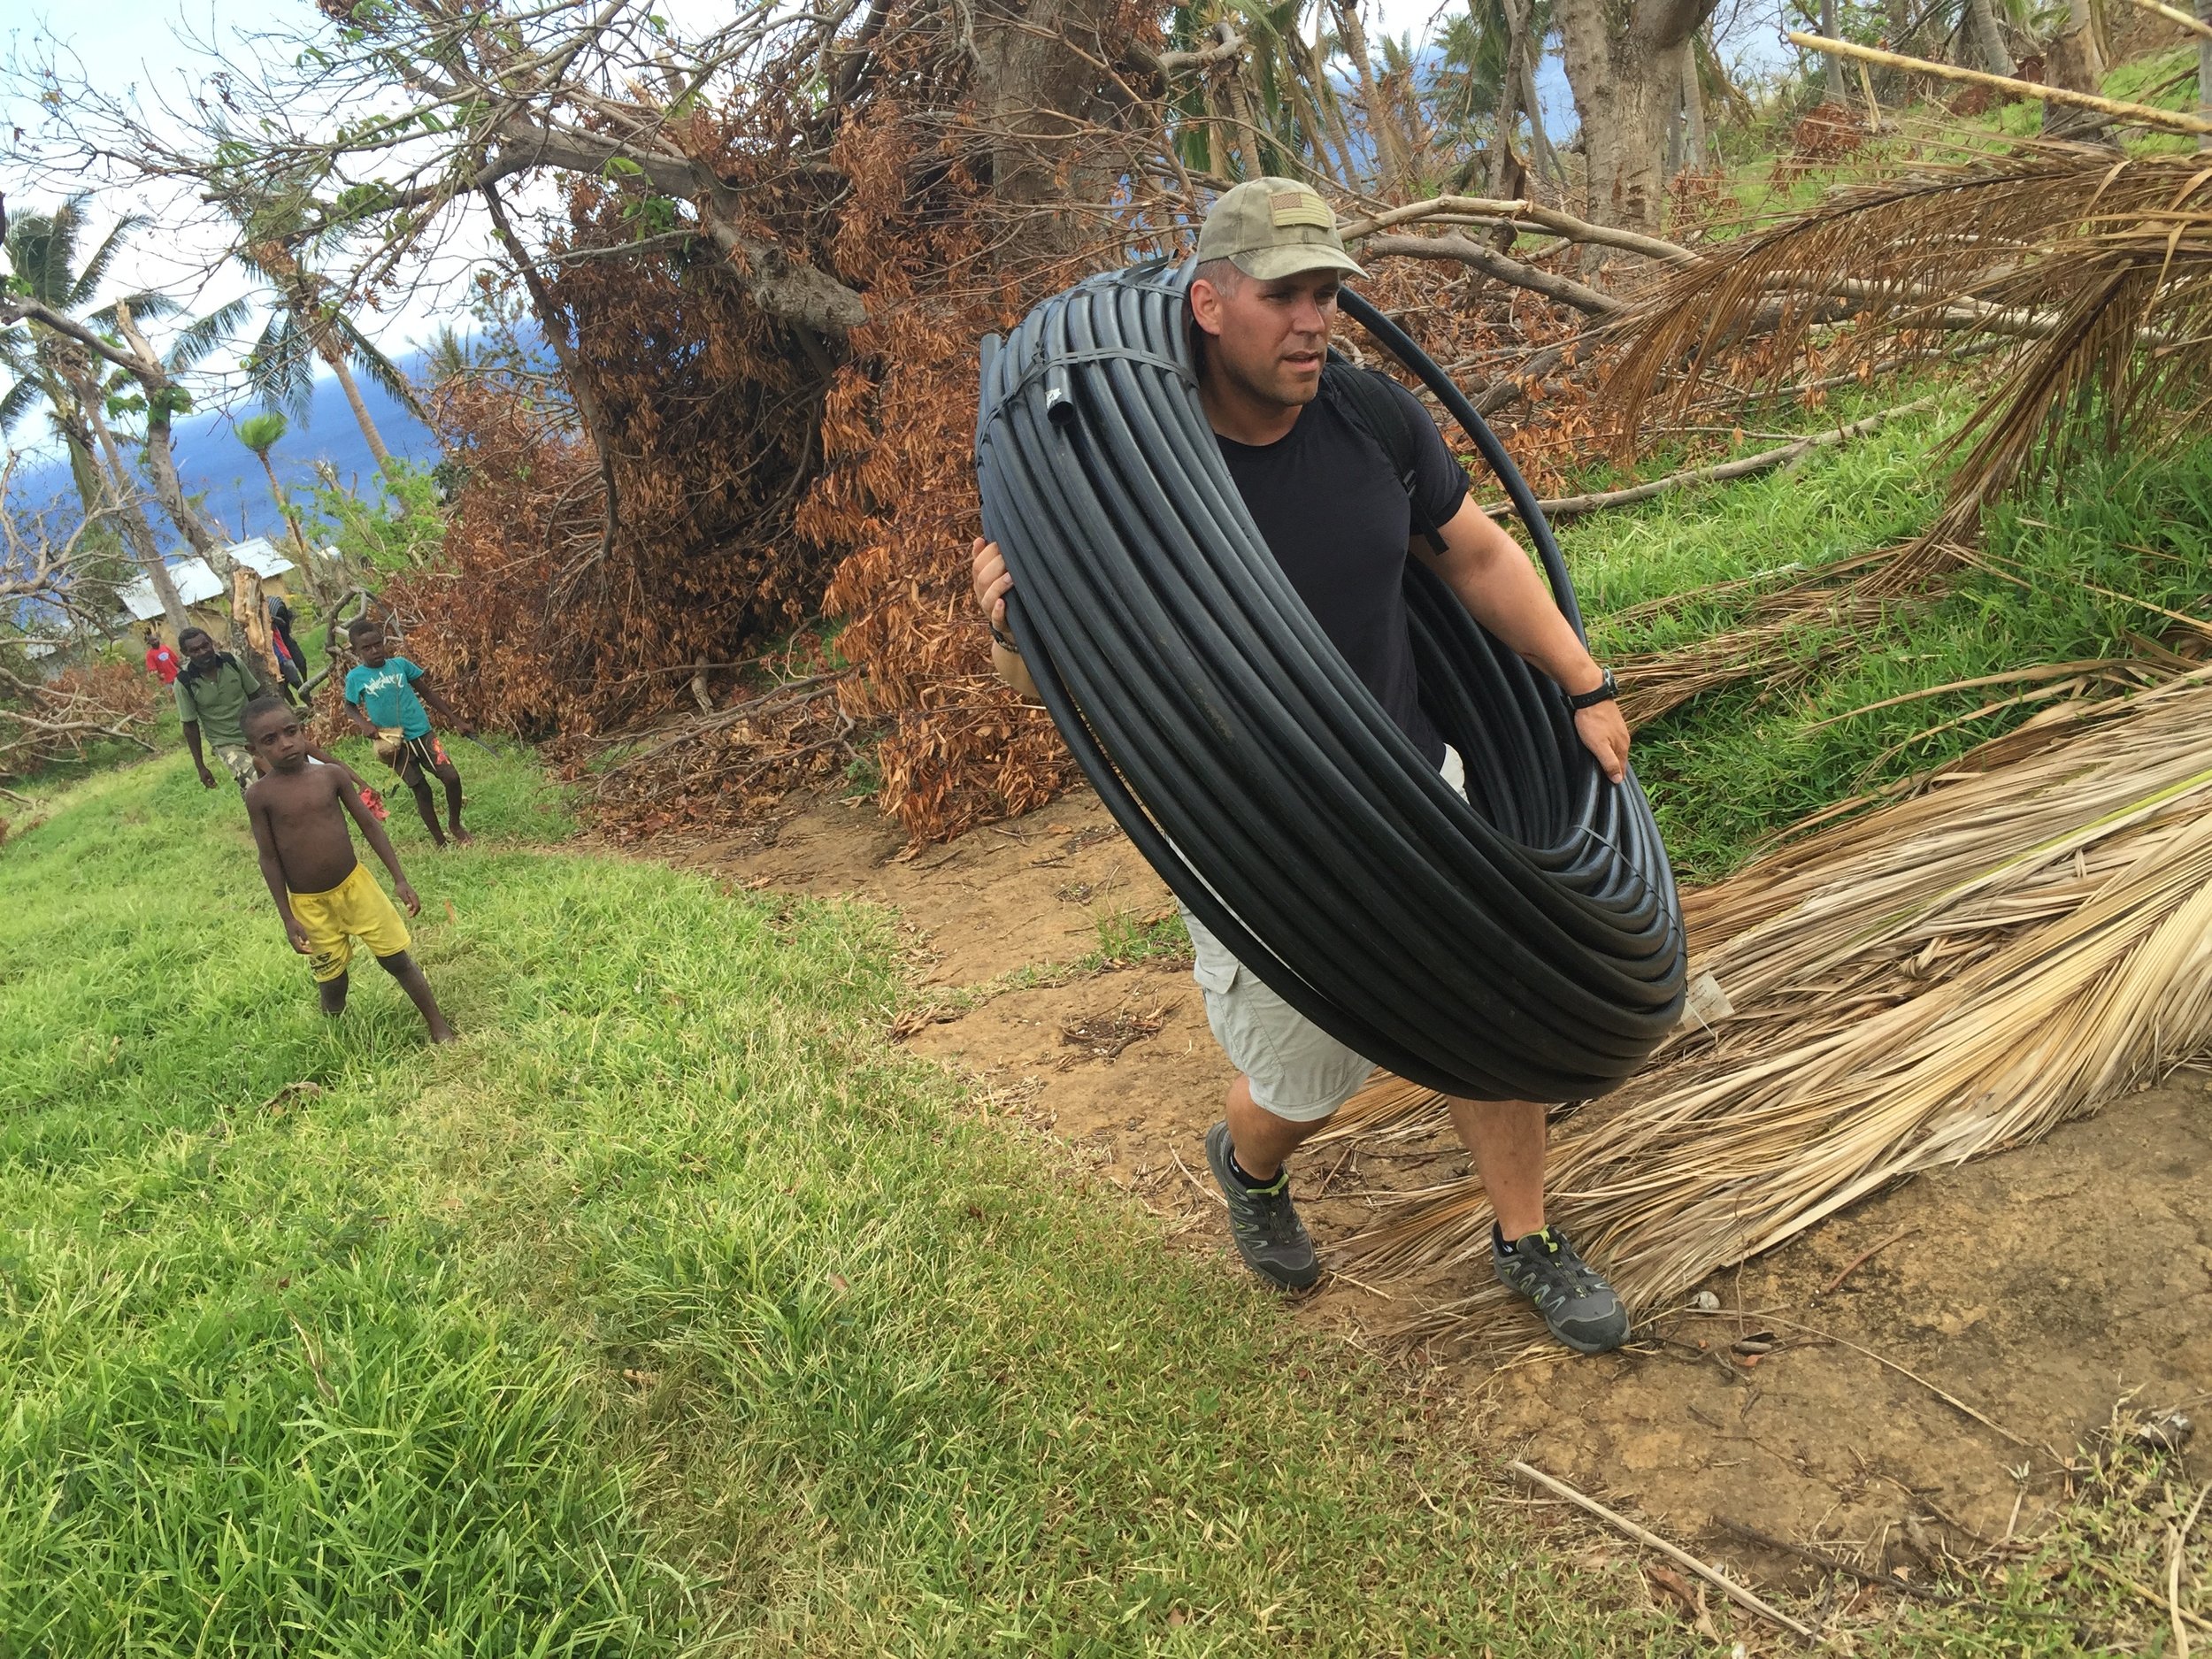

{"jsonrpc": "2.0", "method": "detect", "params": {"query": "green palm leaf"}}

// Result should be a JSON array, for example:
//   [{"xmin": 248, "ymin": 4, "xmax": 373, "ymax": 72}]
[
  {"xmin": 246, "ymin": 310, "xmax": 317, "ymax": 423},
  {"xmin": 165, "ymin": 295, "xmax": 256, "ymax": 374}
]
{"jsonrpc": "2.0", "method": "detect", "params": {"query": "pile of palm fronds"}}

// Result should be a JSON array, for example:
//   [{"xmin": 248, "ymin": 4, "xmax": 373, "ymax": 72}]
[{"xmin": 1335, "ymin": 672, "xmax": 2212, "ymax": 1346}]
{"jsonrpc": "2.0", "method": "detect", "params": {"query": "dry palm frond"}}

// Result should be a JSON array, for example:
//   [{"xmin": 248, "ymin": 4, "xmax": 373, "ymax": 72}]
[
  {"xmin": 1614, "ymin": 572, "xmax": 1918, "ymax": 726},
  {"xmin": 1340, "ymin": 672, "xmax": 2212, "ymax": 1346},
  {"xmin": 1610, "ymin": 150, "xmax": 2212, "ymax": 526},
  {"xmin": 1311, "ymin": 1074, "xmax": 1453, "ymax": 1145}
]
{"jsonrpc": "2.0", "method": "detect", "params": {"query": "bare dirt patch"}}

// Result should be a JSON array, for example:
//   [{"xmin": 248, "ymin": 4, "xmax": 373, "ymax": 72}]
[
  {"xmin": 662, "ymin": 784, "xmax": 1173, "ymax": 988},
  {"xmin": 679, "ymin": 785, "xmax": 2212, "ymax": 1581}
]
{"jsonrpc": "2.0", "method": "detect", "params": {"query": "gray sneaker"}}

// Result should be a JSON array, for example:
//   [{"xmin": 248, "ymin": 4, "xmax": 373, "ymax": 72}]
[
  {"xmin": 1204, "ymin": 1121, "xmax": 1321, "ymax": 1291},
  {"xmin": 1493, "ymin": 1224, "xmax": 1630, "ymax": 1353}
]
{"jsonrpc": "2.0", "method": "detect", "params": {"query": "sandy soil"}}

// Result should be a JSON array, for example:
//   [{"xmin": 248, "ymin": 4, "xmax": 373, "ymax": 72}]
[{"xmin": 668, "ymin": 781, "xmax": 2212, "ymax": 1581}]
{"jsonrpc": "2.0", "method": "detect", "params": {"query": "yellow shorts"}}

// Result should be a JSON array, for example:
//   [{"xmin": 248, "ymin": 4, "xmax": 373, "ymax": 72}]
[{"xmin": 291, "ymin": 863, "xmax": 411, "ymax": 982}]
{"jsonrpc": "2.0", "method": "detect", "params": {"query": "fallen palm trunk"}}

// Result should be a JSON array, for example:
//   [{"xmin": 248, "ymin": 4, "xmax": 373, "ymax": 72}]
[{"xmin": 1336, "ymin": 672, "xmax": 2212, "ymax": 1346}]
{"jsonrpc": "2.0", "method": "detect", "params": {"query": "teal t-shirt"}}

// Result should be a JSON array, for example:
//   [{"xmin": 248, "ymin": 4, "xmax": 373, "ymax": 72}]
[{"xmin": 344, "ymin": 656, "xmax": 432, "ymax": 740}]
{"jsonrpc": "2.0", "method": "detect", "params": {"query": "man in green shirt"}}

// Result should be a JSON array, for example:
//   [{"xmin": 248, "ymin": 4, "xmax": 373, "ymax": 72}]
[{"xmin": 175, "ymin": 626, "xmax": 269, "ymax": 792}]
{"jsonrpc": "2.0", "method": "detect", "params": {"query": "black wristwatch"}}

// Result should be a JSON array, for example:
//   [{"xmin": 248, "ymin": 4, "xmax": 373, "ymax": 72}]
[{"xmin": 1565, "ymin": 667, "xmax": 1618, "ymax": 712}]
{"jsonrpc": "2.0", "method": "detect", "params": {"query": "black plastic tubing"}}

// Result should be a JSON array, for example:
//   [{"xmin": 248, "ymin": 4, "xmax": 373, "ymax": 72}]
[{"xmin": 973, "ymin": 258, "xmax": 1686, "ymax": 1101}]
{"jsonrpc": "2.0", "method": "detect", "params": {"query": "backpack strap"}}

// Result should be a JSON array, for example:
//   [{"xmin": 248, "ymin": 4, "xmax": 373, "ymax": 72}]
[{"xmin": 1320, "ymin": 358, "xmax": 1450, "ymax": 555}]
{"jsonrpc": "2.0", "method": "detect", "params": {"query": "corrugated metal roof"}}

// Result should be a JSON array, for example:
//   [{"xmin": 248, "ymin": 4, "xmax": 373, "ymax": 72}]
[{"xmin": 116, "ymin": 541, "xmax": 296, "ymax": 622}]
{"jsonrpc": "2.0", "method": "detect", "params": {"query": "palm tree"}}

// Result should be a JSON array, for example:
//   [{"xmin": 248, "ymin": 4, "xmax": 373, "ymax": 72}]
[
  {"xmin": 1165, "ymin": 0, "xmax": 1365, "ymax": 186},
  {"xmin": 236, "ymin": 411, "xmax": 314, "ymax": 568},
  {"xmin": 237, "ymin": 237, "xmax": 419, "ymax": 479},
  {"xmin": 0, "ymin": 197, "xmax": 190, "ymax": 631}
]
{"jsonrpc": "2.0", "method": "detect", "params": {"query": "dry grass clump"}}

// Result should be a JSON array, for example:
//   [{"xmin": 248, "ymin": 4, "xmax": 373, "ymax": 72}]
[{"xmin": 1334, "ymin": 673, "xmax": 2212, "ymax": 1345}]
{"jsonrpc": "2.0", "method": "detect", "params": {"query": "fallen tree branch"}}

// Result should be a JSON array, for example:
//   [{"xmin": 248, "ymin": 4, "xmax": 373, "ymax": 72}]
[
  {"xmin": 1479, "ymin": 397, "xmax": 1937, "ymax": 519},
  {"xmin": 594, "ymin": 671, "xmax": 852, "ymax": 787},
  {"xmin": 1364, "ymin": 232, "xmax": 1624, "ymax": 315},
  {"xmin": 1344, "ymin": 196, "xmax": 1698, "ymax": 266},
  {"xmin": 1787, "ymin": 33, "xmax": 2212, "ymax": 136}
]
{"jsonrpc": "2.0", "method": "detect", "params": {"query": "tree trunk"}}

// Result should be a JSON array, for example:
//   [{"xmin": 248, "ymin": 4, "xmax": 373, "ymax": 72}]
[
  {"xmin": 1882, "ymin": 0, "xmax": 1914, "ymax": 99},
  {"xmin": 1682, "ymin": 43, "xmax": 1709, "ymax": 168},
  {"xmin": 1289, "ymin": 54, "xmax": 1352, "ymax": 186},
  {"xmin": 231, "ymin": 566, "xmax": 280, "ymax": 687},
  {"xmin": 1335, "ymin": 0, "xmax": 1416, "ymax": 194},
  {"xmin": 50, "ymin": 390, "xmax": 108, "ymax": 525},
  {"xmin": 2067, "ymin": 0, "xmax": 2107, "ymax": 81},
  {"xmin": 1218, "ymin": 39, "xmax": 1264, "ymax": 177},
  {"xmin": 111, "ymin": 303, "xmax": 230, "ymax": 588},
  {"xmin": 72, "ymin": 365, "xmax": 188, "ymax": 636},
  {"xmin": 257, "ymin": 449, "xmax": 317, "ymax": 573},
  {"xmin": 1522, "ymin": 50, "xmax": 1567, "ymax": 193},
  {"xmin": 1489, "ymin": 0, "xmax": 1527, "ymax": 195},
  {"xmin": 1556, "ymin": 0, "xmax": 1717, "ymax": 234},
  {"xmin": 1307, "ymin": 33, "xmax": 1365, "ymax": 186},
  {"xmin": 972, "ymin": 0, "xmax": 1130, "ymax": 260},
  {"xmin": 319, "ymin": 342, "xmax": 396, "ymax": 475},
  {"xmin": 1963, "ymin": 0, "xmax": 2015, "ymax": 77},
  {"xmin": 2041, "ymin": 15, "xmax": 2113, "ymax": 137},
  {"xmin": 1301, "ymin": 31, "xmax": 1354, "ymax": 186},
  {"xmin": 1820, "ymin": 0, "xmax": 1847, "ymax": 100},
  {"xmin": 482, "ymin": 181, "xmax": 620, "ymax": 572}
]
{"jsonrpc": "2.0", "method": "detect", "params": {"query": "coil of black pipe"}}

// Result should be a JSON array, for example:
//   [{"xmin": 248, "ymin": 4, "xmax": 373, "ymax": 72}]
[{"xmin": 972, "ymin": 257, "xmax": 1686, "ymax": 1102}]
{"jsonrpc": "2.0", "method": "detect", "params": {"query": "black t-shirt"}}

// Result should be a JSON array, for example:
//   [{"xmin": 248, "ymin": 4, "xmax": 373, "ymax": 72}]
[{"xmin": 1215, "ymin": 377, "xmax": 1469, "ymax": 764}]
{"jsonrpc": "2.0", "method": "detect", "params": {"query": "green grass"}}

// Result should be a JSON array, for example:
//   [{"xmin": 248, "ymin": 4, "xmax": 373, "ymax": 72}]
[
  {"xmin": 1, "ymin": 676, "xmax": 2188, "ymax": 1652},
  {"xmin": 1569, "ymin": 419, "xmax": 2212, "ymax": 878},
  {"xmin": 3, "ymin": 745, "xmax": 1706, "ymax": 1655}
]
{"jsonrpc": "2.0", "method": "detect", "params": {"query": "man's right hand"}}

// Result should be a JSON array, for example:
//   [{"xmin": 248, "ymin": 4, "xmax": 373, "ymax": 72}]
[
  {"xmin": 972, "ymin": 538, "xmax": 1013, "ymax": 630},
  {"xmin": 196, "ymin": 764, "xmax": 218, "ymax": 790},
  {"xmin": 284, "ymin": 915, "xmax": 313, "ymax": 954}
]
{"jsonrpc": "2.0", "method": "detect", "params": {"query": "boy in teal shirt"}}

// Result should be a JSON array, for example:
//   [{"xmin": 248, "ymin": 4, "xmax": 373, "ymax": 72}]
[{"xmin": 342, "ymin": 617, "xmax": 473, "ymax": 847}]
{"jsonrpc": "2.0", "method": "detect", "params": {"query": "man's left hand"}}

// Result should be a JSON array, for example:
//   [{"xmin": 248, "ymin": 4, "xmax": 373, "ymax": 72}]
[{"xmin": 1574, "ymin": 703, "xmax": 1630, "ymax": 784}]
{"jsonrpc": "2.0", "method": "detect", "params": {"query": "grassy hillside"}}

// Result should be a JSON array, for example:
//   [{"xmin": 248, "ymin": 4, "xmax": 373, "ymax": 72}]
[{"xmin": 2, "ymin": 747, "xmax": 1697, "ymax": 1654}]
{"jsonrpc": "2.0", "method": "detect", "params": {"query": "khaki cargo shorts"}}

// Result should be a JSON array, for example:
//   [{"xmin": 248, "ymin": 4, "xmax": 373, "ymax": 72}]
[{"xmin": 1179, "ymin": 746, "xmax": 1466, "ymax": 1122}]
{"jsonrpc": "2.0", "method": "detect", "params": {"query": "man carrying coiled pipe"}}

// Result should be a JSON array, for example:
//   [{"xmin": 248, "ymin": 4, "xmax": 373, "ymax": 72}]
[{"xmin": 970, "ymin": 180, "xmax": 1633, "ymax": 1354}]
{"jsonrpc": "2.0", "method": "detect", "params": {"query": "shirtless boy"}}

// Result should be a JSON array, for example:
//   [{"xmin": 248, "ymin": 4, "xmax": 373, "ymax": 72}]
[{"xmin": 242, "ymin": 698, "xmax": 457, "ymax": 1041}]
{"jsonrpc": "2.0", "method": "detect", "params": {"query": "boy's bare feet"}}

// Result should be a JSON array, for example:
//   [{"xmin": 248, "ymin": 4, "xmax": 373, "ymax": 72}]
[
  {"xmin": 427, "ymin": 1021, "xmax": 458, "ymax": 1043},
  {"xmin": 449, "ymin": 825, "xmax": 473, "ymax": 845}
]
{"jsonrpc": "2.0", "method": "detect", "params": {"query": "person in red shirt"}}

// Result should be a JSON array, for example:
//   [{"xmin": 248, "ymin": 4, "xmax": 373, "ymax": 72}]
[{"xmin": 143, "ymin": 630, "xmax": 180, "ymax": 685}]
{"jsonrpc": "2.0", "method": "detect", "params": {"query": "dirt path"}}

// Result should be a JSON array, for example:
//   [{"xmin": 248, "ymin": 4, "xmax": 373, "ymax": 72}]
[{"xmin": 673, "ymin": 785, "xmax": 2211, "ymax": 1582}]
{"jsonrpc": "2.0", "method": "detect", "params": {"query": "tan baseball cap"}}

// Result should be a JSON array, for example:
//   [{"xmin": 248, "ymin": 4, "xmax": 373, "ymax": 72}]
[{"xmin": 1195, "ymin": 177, "xmax": 1364, "ymax": 281}]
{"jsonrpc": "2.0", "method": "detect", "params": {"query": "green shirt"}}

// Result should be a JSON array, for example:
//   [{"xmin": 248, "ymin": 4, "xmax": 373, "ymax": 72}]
[{"xmin": 175, "ymin": 655, "xmax": 266, "ymax": 749}]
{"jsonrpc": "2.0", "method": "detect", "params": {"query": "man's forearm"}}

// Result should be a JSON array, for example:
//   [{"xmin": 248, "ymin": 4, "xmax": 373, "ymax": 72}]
[
  {"xmin": 1434, "ymin": 518, "xmax": 1602, "ymax": 693},
  {"xmin": 183, "ymin": 721, "xmax": 205, "ymax": 764},
  {"xmin": 992, "ymin": 641, "xmax": 1042, "ymax": 703}
]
